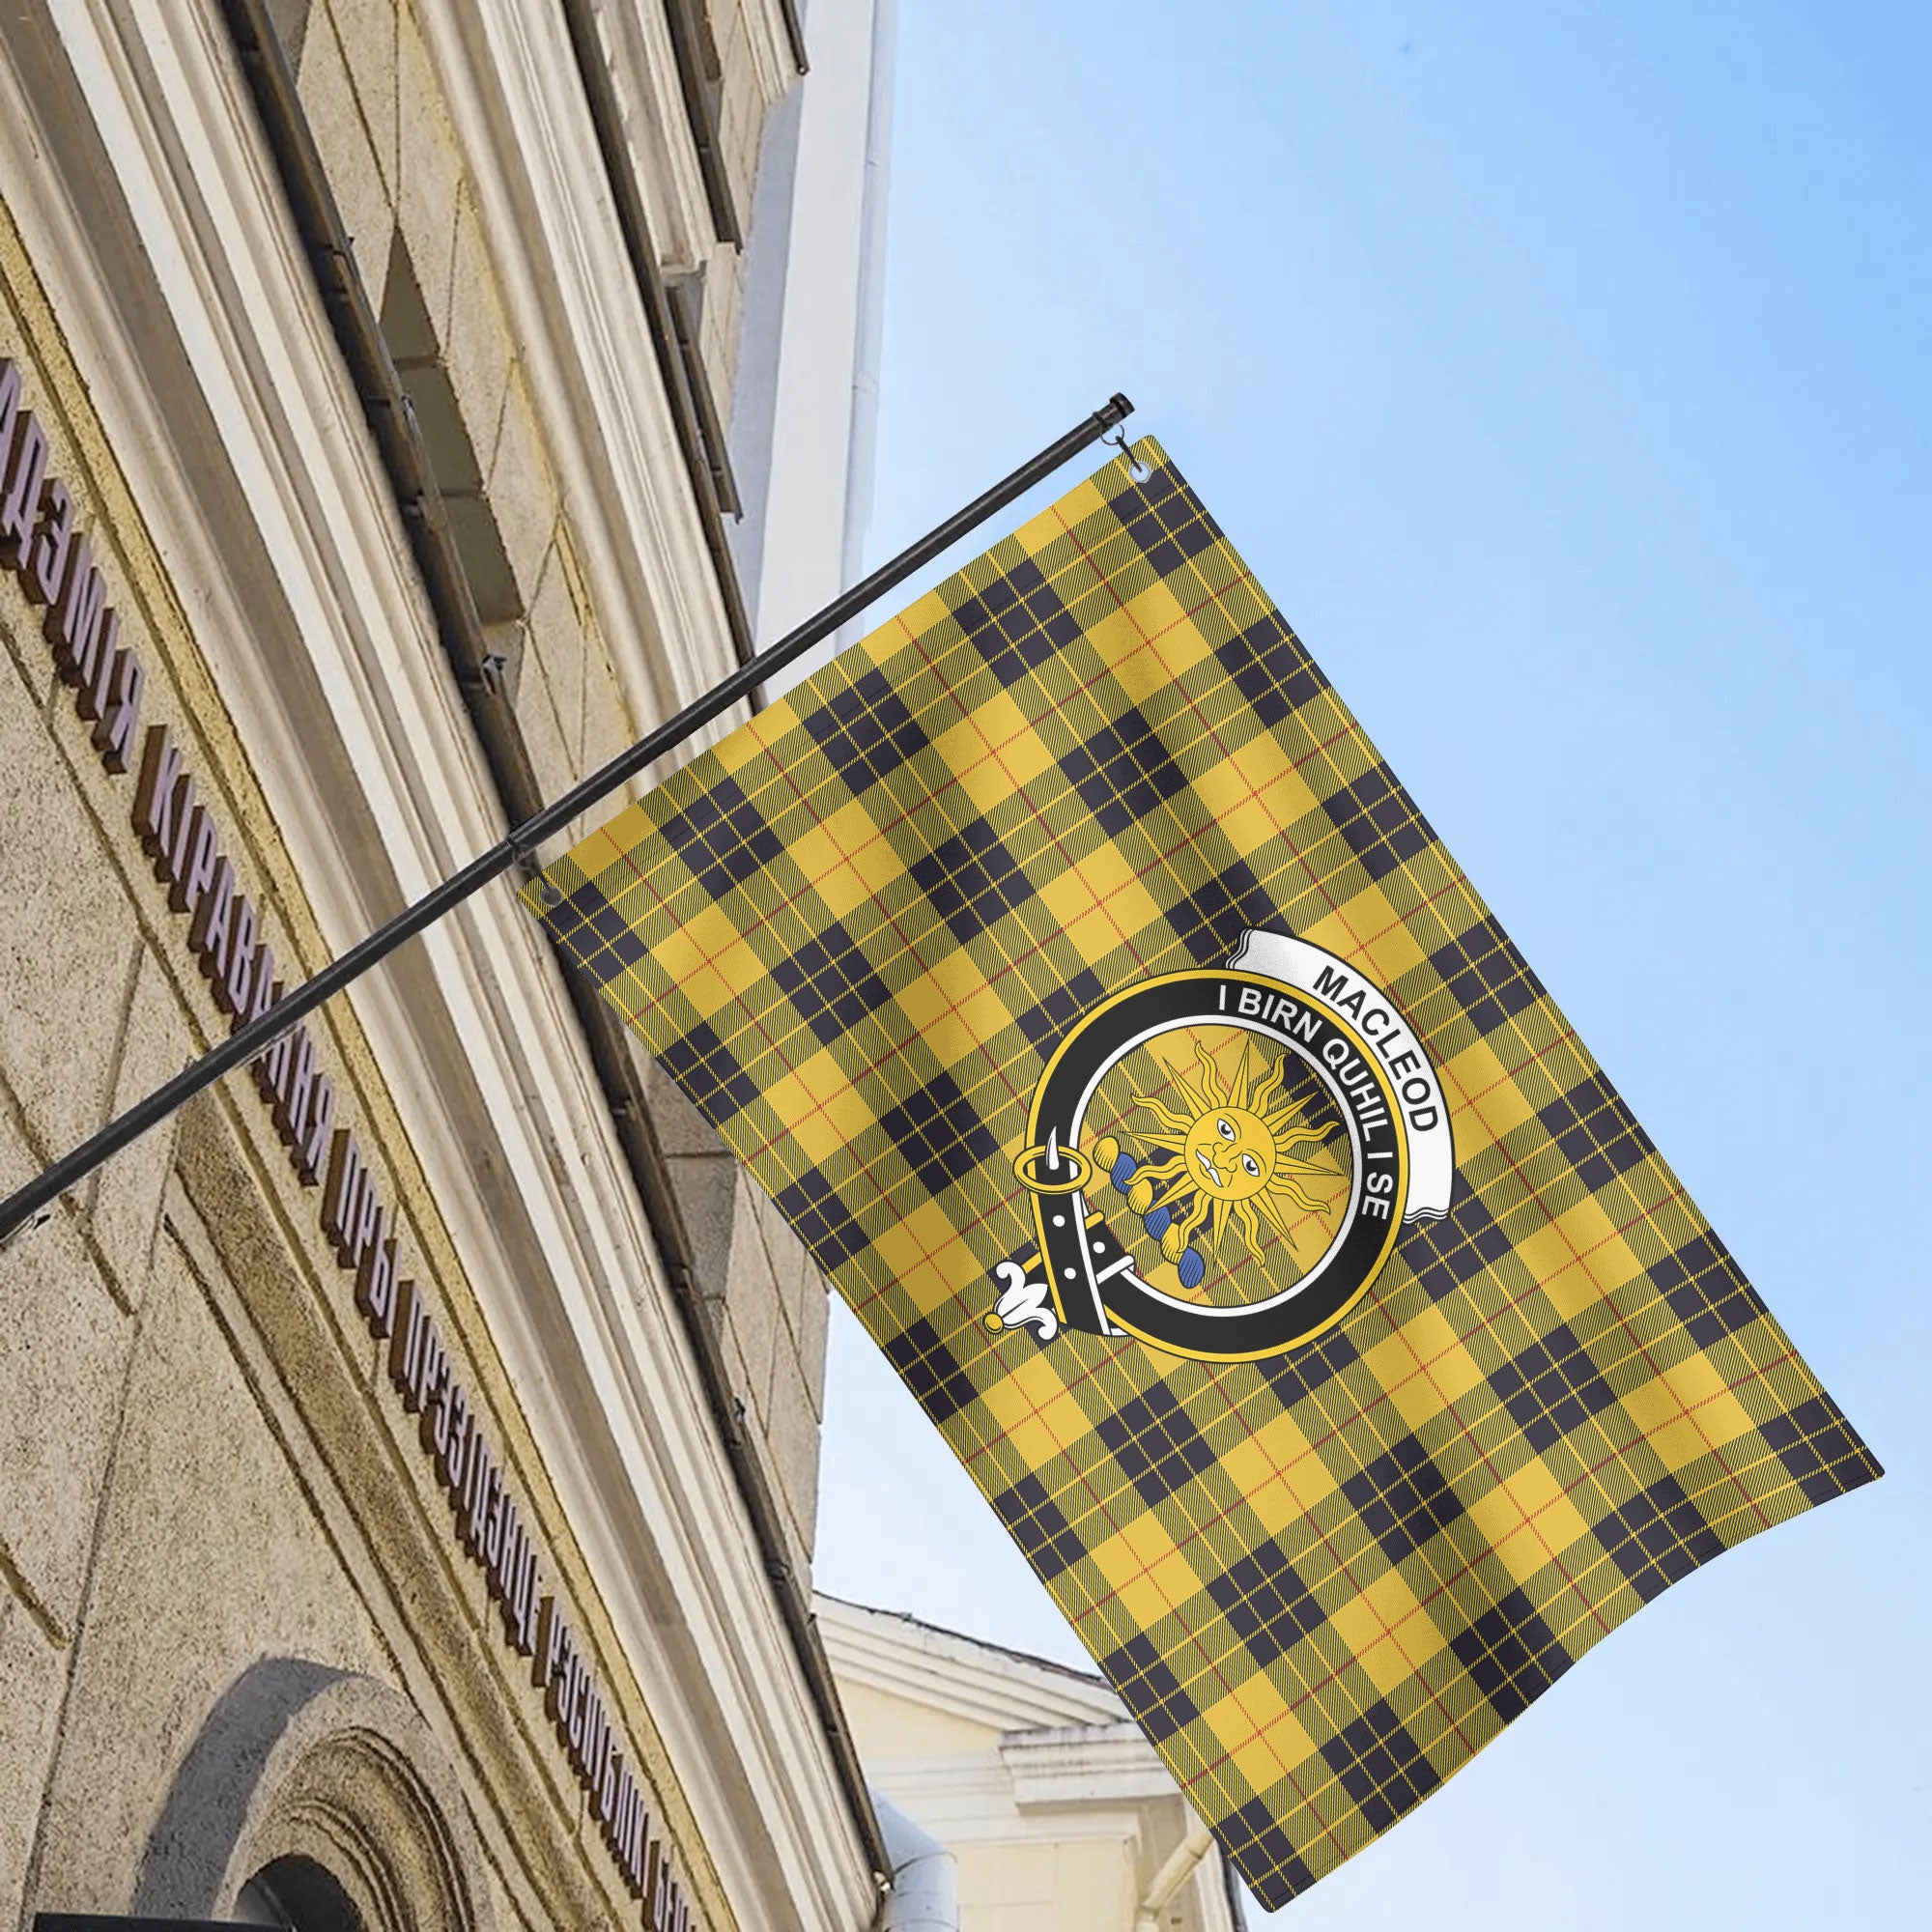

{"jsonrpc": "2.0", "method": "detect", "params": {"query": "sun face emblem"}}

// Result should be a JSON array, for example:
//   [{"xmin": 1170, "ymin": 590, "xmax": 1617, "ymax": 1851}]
[
  {"xmin": 1119, "ymin": 1038, "xmax": 1339, "ymax": 1270},
  {"xmin": 1182, "ymin": 1107, "xmax": 1278, "ymax": 1204},
  {"xmin": 998, "ymin": 933, "xmax": 1455, "ymax": 1359}
]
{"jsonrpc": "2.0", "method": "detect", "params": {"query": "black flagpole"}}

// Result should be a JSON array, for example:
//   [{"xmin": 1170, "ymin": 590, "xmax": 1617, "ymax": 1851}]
[{"xmin": 0, "ymin": 395, "xmax": 1134, "ymax": 1246}]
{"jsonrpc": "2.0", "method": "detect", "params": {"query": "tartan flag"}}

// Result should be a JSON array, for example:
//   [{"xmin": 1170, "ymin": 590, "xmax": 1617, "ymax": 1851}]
[{"xmin": 524, "ymin": 439, "xmax": 1879, "ymax": 1908}]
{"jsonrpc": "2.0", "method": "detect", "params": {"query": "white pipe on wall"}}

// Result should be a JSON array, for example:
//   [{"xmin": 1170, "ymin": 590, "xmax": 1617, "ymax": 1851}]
[
  {"xmin": 876, "ymin": 1793, "xmax": 959, "ymax": 1932},
  {"xmin": 1134, "ymin": 1820, "xmax": 1214, "ymax": 1932}
]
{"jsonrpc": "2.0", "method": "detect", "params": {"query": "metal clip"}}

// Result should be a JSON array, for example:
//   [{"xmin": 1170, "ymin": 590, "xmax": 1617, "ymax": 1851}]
[
  {"xmin": 513, "ymin": 846, "xmax": 560, "ymax": 906},
  {"xmin": 1106, "ymin": 427, "xmax": 1151, "ymax": 484}
]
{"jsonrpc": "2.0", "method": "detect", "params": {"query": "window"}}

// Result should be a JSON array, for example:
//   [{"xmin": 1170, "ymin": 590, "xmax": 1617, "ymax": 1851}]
[
  {"xmin": 235, "ymin": 1855, "xmax": 362, "ymax": 1932},
  {"xmin": 662, "ymin": 0, "xmax": 740, "ymax": 245},
  {"xmin": 379, "ymin": 233, "xmax": 526, "ymax": 693},
  {"xmin": 665, "ymin": 271, "xmax": 740, "ymax": 516}
]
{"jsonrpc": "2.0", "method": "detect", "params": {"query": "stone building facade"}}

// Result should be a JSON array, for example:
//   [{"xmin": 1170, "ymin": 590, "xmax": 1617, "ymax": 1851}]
[{"xmin": 0, "ymin": 2, "xmax": 892, "ymax": 1928}]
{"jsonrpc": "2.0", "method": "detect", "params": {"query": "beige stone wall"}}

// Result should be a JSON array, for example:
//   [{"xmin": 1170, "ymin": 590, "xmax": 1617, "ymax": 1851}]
[
  {"xmin": 0, "ymin": 207, "xmax": 718, "ymax": 1928},
  {"xmin": 292, "ymin": 0, "xmax": 831, "ymax": 1574},
  {"xmin": 0, "ymin": 0, "xmax": 851, "ymax": 1924},
  {"xmin": 650, "ymin": 1067, "xmax": 830, "ymax": 1572},
  {"xmin": 957, "ymin": 1839, "xmax": 1138, "ymax": 1932},
  {"xmin": 300, "ymin": 0, "xmax": 632, "ymax": 770}
]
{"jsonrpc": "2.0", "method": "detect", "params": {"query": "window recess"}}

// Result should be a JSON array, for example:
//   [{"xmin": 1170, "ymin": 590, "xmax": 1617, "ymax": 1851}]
[
  {"xmin": 665, "ymin": 271, "xmax": 741, "ymax": 518},
  {"xmin": 662, "ymin": 0, "xmax": 742, "ymax": 247}
]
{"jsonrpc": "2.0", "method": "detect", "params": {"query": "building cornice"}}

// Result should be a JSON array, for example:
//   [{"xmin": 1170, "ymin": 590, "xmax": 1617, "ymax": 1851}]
[
  {"xmin": 817, "ymin": 1597, "xmax": 1128, "ymax": 1736},
  {"xmin": 999, "ymin": 1723, "xmax": 1185, "ymax": 1810},
  {"xmin": 863, "ymin": 1754, "xmax": 1156, "ymax": 1851}
]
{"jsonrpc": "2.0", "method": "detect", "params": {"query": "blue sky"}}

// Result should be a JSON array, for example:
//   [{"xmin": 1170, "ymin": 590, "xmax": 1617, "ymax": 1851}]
[{"xmin": 810, "ymin": 4, "xmax": 1931, "ymax": 1923}]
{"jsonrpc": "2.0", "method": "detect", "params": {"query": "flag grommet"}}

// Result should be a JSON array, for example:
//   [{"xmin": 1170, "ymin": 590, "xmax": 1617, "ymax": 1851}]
[{"xmin": 1107, "ymin": 424, "xmax": 1151, "ymax": 483}]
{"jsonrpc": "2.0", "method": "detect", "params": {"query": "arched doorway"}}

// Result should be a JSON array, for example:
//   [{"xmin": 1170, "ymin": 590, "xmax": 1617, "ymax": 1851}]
[{"xmin": 137, "ymin": 1660, "xmax": 490, "ymax": 1932}]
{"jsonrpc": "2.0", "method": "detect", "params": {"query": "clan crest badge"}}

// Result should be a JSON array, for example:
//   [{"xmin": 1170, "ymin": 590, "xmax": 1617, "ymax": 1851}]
[{"xmin": 992, "ymin": 930, "xmax": 1454, "ymax": 1360}]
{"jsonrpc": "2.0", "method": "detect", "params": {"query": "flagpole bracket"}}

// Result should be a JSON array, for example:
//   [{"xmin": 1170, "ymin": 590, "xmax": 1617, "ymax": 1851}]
[{"xmin": 0, "ymin": 1204, "xmax": 51, "ymax": 1254}]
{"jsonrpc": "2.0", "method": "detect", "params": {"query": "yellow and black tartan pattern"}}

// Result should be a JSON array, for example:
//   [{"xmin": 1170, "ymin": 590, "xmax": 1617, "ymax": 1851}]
[{"xmin": 523, "ymin": 440, "xmax": 1880, "ymax": 1909}]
